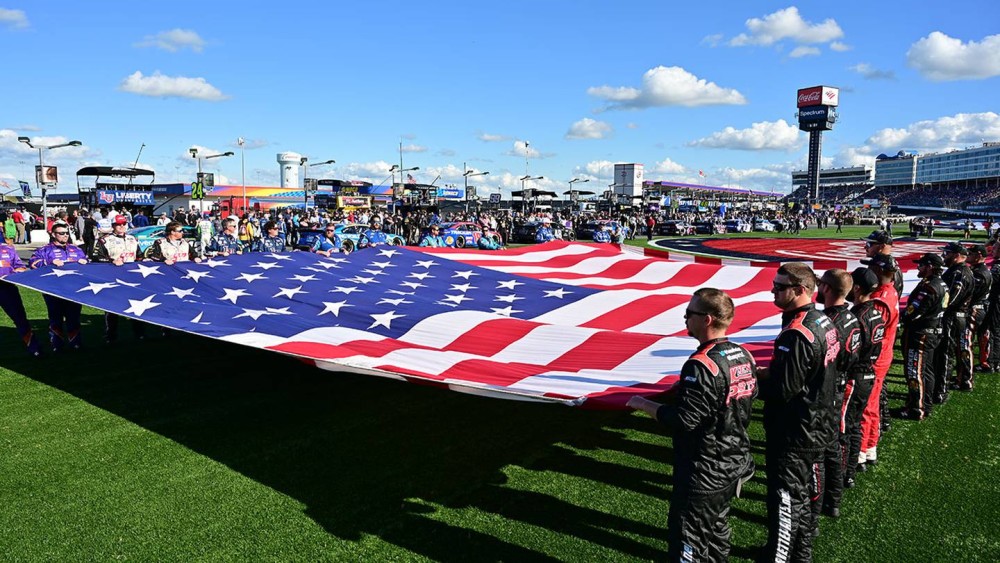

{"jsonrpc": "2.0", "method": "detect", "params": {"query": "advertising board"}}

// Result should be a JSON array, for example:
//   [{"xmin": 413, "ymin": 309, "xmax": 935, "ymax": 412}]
[{"xmin": 797, "ymin": 85, "xmax": 840, "ymax": 108}]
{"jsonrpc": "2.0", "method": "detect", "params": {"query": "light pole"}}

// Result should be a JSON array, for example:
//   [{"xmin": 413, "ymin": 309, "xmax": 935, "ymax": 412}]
[
  {"xmin": 18, "ymin": 136, "xmax": 81, "ymax": 229},
  {"xmin": 463, "ymin": 163, "xmax": 489, "ymax": 214},
  {"xmin": 300, "ymin": 157, "xmax": 335, "ymax": 212},
  {"xmin": 189, "ymin": 148, "xmax": 233, "ymax": 214},
  {"xmin": 390, "ymin": 164, "xmax": 419, "ymax": 211},
  {"xmin": 519, "ymin": 175, "xmax": 544, "ymax": 213},
  {"xmin": 237, "ymin": 137, "xmax": 246, "ymax": 215},
  {"xmin": 568, "ymin": 177, "xmax": 589, "ymax": 209}
]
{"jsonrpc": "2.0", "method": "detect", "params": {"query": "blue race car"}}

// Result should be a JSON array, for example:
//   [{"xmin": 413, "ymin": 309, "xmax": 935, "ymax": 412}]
[{"xmin": 437, "ymin": 221, "xmax": 504, "ymax": 248}]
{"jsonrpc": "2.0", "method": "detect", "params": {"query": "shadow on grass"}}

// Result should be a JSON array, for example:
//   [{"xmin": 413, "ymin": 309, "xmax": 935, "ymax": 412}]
[{"xmin": 9, "ymin": 319, "xmax": 687, "ymax": 560}]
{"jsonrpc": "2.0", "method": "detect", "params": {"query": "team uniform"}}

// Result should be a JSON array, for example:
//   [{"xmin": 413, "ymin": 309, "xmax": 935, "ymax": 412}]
[
  {"xmin": 418, "ymin": 234, "xmax": 445, "ymax": 247},
  {"xmin": 760, "ymin": 304, "xmax": 839, "ymax": 563},
  {"xmin": 312, "ymin": 234, "xmax": 344, "ymax": 254},
  {"xmin": 535, "ymin": 225, "xmax": 556, "ymax": 243},
  {"xmin": 860, "ymin": 282, "xmax": 899, "ymax": 464},
  {"xmin": 983, "ymin": 259, "xmax": 1000, "ymax": 371},
  {"xmin": 900, "ymin": 273, "xmax": 947, "ymax": 417},
  {"xmin": 842, "ymin": 298, "xmax": 889, "ymax": 487},
  {"xmin": 0, "ymin": 244, "xmax": 41, "ymax": 356},
  {"xmin": 815, "ymin": 304, "xmax": 860, "ymax": 517},
  {"xmin": 30, "ymin": 242, "xmax": 89, "ymax": 350},
  {"xmin": 967, "ymin": 261, "xmax": 992, "ymax": 375},
  {"xmin": 593, "ymin": 229, "xmax": 611, "ymax": 243},
  {"xmin": 253, "ymin": 234, "xmax": 286, "ymax": 253},
  {"xmin": 476, "ymin": 234, "xmax": 503, "ymax": 250},
  {"xmin": 363, "ymin": 228, "xmax": 389, "ymax": 247},
  {"xmin": 934, "ymin": 262, "xmax": 974, "ymax": 397},
  {"xmin": 146, "ymin": 238, "xmax": 199, "ymax": 263},
  {"xmin": 206, "ymin": 232, "xmax": 243, "ymax": 256},
  {"xmin": 653, "ymin": 338, "xmax": 756, "ymax": 562},
  {"xmin": 93, "ymin": 231, "xmax": 145, "ymax": 342}
]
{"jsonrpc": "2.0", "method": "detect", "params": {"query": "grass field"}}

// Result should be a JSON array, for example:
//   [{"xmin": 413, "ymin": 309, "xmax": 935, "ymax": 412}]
[{"xmin": 1, "ymin": 234, "xmax": 999, "ymax": 561}]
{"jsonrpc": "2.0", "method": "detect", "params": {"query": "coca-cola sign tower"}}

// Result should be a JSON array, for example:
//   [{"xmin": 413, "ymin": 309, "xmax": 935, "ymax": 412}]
[{"xmin": 797, "ymin": 85, "xmax": 839, "ymax": 108}]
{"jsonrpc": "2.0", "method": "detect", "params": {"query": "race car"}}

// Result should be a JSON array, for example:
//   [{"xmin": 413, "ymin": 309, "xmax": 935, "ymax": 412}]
[{"xmin": 437, "ymin": 221, "xmax": 504, "ymax": 248}]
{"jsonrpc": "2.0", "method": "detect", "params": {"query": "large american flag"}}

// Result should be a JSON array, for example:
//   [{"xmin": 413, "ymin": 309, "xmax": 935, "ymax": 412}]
[{"xmin": 7, "ymin": 242, "xmax": 917, "ymax": 409}]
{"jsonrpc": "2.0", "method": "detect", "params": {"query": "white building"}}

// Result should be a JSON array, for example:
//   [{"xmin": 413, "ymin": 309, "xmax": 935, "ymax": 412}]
[{"xmin": 277, "ymin": 152, "xmax": 303, "ymax": 189}]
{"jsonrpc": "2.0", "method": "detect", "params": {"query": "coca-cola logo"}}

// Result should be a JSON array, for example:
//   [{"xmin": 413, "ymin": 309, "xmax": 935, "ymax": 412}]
[{"xmin": 798, "ymin": 91, "xmax": 821, "ymax": 104}]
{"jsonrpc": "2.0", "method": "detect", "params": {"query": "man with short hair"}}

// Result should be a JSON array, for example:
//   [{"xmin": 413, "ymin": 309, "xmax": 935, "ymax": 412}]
[
  {"xmin": 757, "ymin": 263, "xmax": 839, "ymax": 561},
  {"xmin": 935, "ymin": 241, "xmax": 975, "ymax": 396},
  {"xmin": 364, "ymin": 220, "xmax": 390, "ymax": 247},
  {"xmin": 418, "ymin": 224, "xmax": 445, "ymax": 247},
  {"xmin": 253, "ymin": 221, "xmax": 286, "ymax": 253},
  {"xmin": 814, "ymin": 268, "xmax": 860, "ymax": 519},
  {"xmin": 858, "ymin": 252, "xmax": 900, "ymax": 466},
  {"xmin": 983, "ymin": 242, "xmax": 1000, "ymax": 372},
  {"xmin": 842, "ymin": 268, "xmax": 889, "ymax": 490},
  {"xmin": 93, "ymin": 215, "xmax": 145, "ymax": 343},
  {"xmin": 862, "ymin": 230, "xmax": 903, "ymax": 295},
  {"xmin": 896, "ymin": 253, "xmax": 947, "ymax": 419},
  {"xmin": 628, "ymin": 288, "xmax": 756, "ymax": 561},
  {"xmin": 312, "ymin": 224, "xmax": 344, "ymax": 256},
  {"xmin": 207, "ymin": 218, "xmax": 243, "ymax": 257},
  {"xmin": 146, "ymin": 221, "xmax": 201, "ymax": 264}
]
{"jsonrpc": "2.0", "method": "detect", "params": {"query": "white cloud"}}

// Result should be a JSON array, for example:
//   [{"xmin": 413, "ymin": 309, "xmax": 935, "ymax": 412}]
[
  {"xmin": 689, "ymin": 119, "xmax": 800, "ymax": 151},
  {"xmin": 651, "ymin": 157, "xmax": 686, "ymax": 174},
  {"xmin": 339, "ymin": 161, "xmax": 396, "ymax": 183},
  {"xmin": 400, "ymin": 144, "xmax": 427, "ymax": 153},
  {"xmin": 0, "ymin": 8, "xmax": 28, "ymax": 29},
  {"xmin": 119, "ymin": 71, "xmax": 229, "ymax": 101},
  {"xmin": 437, "ymin": 148, "xmax": 456, "ymax": 157},
  {"xmin": 0, "ymin": 129, "xmax": 91, "ymax": 160},
  {"xmin": 478, "ymin": 133, "xmax": 509, "ymax": 142},
  {"xmin": 505, "ymin": 140, "xmax": 544, "ymax": 159},
  {"xmin": 789, "ymin": 46, "xmax": 820, "ymax": 58},
  {"xmin": 7, "ymin": 124, "xmax": 41, "ymax": 132},
  {"xmin": 730, "ymin": 7, "xmax": 843, "ymax": 46},
  {"xmin": 833, "ymin": 146, "xmax": 878, "ymax": 169},
  {"xmin": 715, "ymin": 166, "xmax": 791, "ymax": 192},
  {"xmin": 400, "ymin": 133, "xmax": 417, "ymax": 140},
  {"xmin": 565, "ymin": 118, "xmax": 613, "ymax": 140},
  {"xmin": 588, "ymin": 66, "xmax": 747, "ymax": 110},
  {"xmin": 701, "ymin": 33, "xmax": 724, "ymax": 47},
  {"xmin": 830, "ymin": 41, "xmax": 851, "ymax": 52},
  {"xmin": 626, "ymin": 122, "xmax": 639, "ymax": 129},
  {"xmin": 849, "ymin": 63, "xmax": 895, "ymax": 80},
  {"xmin": 865, "ymin": 112, "xmax": 1000, "ymax": 152},
  {"xmin": 907, "ymin": 31, "xmax": 1000, "ymax": 81},
  {"xmin": 135, "ymin": 29, "xmax": 207, "ymax": 53}
]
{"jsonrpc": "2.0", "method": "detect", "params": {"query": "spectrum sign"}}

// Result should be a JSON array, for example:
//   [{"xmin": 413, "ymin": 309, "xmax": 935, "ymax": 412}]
[{"xmin": 797, "ymin": 85, "xmax": 839, "ymax": 108}]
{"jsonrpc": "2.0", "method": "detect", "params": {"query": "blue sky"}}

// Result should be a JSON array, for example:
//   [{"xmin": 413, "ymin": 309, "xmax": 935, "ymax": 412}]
[{"xmin": 1, "ymin": 1, "xmax": 998, "ymax": 198}]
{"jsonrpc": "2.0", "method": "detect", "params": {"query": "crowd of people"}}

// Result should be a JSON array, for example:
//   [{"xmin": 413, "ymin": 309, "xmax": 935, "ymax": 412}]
[{"xmin": 628, "ymin": 230, "xmax": 1000, "ymax": 561}]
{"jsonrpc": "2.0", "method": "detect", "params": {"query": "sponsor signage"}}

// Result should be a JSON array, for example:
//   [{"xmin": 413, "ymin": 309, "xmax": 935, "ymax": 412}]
[
  {"xmin": 96, "ymin": 189, "xmax": 155, "ymax": 206},
  {"xmin": 798, "ymin": 105, "xmax": 832, "ymax": 122},
  {"xmin": 338, "ymin": 195, "xmax": 370, "ymax": 207},
  {"xmin": 797, "ymin": 85, "xmax": 839, "ymax": 108},
  {"xmin": 36, "ymin": 165, "xmax": 58, "ymax": 186},
  {"xmin": 436, "ymin": 187, "xmax": 463, "ymax": 199},
  {"xmin": 152, "ymin": 183, "xmax": 185, "ymax": 194},
  {"xmin": 314, "ymin": 194, "xmax": 331, "ymax": 208},
  {"xmin": 489, "ymin": 193, "xmax": 502, "ymax": 204}
]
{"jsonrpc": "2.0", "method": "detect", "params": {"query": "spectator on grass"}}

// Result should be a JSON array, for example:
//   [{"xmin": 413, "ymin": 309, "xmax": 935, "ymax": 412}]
[{"xmin": 628, "ymin": 288, "xmax": 756, "ymax": 561}]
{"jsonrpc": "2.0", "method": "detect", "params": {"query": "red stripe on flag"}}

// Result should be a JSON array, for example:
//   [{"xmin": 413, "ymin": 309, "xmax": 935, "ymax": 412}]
[
  {"xmin": 548, "ymin": 330, "xmax": 664, "ymax": 371},
  {"xmin": 442, "ymin": 318, "xmax": 542, "ymax": 356}
]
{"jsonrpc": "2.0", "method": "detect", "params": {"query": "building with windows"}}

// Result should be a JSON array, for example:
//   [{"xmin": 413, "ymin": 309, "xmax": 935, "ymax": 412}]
[
  {"xmin": 915, "ymin": 142, "xmax": 1000, "ymax": 184},
  {"xmin": 874, "ymin": 152, "xmax": 917, "ymax": 187},
  {"xmin": 790, "ymin": 165, "xmax": 873, "ymax": 188}
]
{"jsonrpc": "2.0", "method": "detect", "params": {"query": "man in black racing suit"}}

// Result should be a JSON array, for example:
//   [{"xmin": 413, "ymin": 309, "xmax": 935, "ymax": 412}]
[
  {"xmin": 757, "ymin": 263, "xmax": 839, "ymax": 562},
  {"xmin": 966, "ymin": 244, "xmax": 992, "ymax": 376},
  {"xmin": 842, "ymin": 268, "xmax": 889, "ymax": 490},
  {"xmin": 897, "ymin": 253, "xmax": 948, "ymax": 419},
  {"xmin": 628, "ymin": 287, "xmax": 756, "ymax": 561},
  {"xmin": 934, "ymin": 241, "xmax": 974, "ymax": 399},
  {"xmin": 814, "ymin": 269, "xmax": 861, "ymax": 519}
]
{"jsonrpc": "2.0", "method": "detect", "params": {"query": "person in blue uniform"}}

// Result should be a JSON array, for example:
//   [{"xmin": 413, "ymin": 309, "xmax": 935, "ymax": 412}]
[
  {"xmin": 312, "ymin": 224, "xmax": 344, "ymax": 256},
  {"xmin": 0, "ymin": 235, "xmax": 42, "ymax": 356},
  {"xmin": 253, "ymin": 221, "xmax": 287, "ymax": 253},
  {"xmin": 206, "ymin": 218, "xmax": 244, "ymax": 257},
  {"xmin": 535, "ymin": 218, "xmax": 556, "ymax": 243},
  {"xmin": 476, "ymin": 232, "xmax": 503, "ymax": 250},
  {"xmin": 30, "ymin": 224, "xmax": 89, "ymax": 351},
  {"xmin": 418, "ymin": 224, "xmax": 445, "ymax": 247},
  {"xmin": 364, "ymin": 220, "xmax": 389, "ymax": 247}
]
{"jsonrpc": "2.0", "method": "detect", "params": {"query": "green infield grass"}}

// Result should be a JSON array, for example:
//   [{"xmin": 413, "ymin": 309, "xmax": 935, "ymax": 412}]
[{"xmin": 1, "ymin": 252, "xmax": 998, "ymax": 560}]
